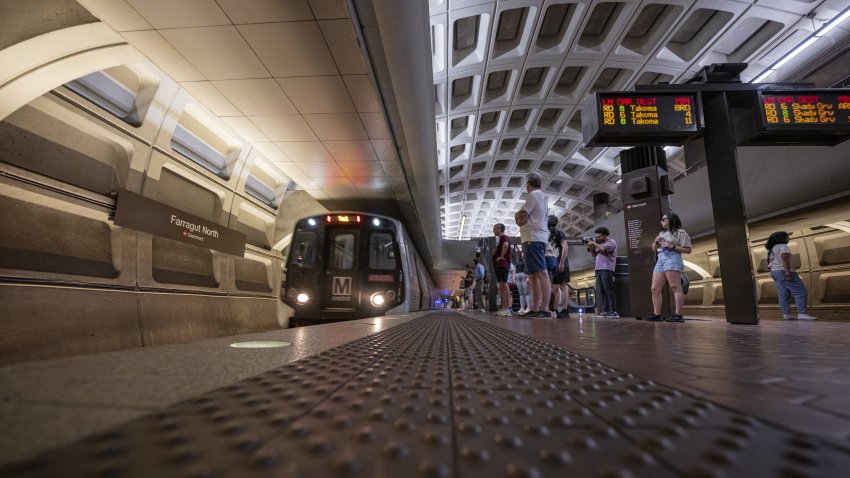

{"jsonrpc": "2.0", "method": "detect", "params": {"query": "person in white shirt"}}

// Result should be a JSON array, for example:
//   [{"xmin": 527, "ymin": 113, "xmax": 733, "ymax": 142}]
[
  {"xmin": 514, "ymin": 172, "xmax": 552, "ymax": 318},
  {"xmin": 765, "ymin": 231, "xmax": 817, "ymax": 320}
]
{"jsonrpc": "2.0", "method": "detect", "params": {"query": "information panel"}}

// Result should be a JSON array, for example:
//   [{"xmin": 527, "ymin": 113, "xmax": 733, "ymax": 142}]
[
  {"xmin": 759, "ymin": 91, "xmax": 850, "ymax": 127},
  {"xmin": 583, "ymin": 91, "xmax": 701, "ymax": 146},
  {"xmin": 600, "ymin": 93, "xmax": 697, "ymax": 130}
]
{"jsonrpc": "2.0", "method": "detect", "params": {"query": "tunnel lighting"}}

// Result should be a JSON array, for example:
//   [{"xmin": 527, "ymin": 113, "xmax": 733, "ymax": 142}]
[
  {"xmin": 296, "ymin": 293, "xmax": 309, "ymax": 304},
  {"xmin": 752, "ymin": 6, "xmax": 850, "ymax": 83},
  {"xmin": 229, "ymin": 341, "xmax": 291, "ymax": 349},
  {"xmin": 458, "ymin": 214, "xmax": 466, "ymax": 240}
]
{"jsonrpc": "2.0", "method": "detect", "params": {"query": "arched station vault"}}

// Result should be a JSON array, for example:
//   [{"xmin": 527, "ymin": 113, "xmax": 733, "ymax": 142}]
[{"xmin": 3, "ymin": 0, "xmax": 850, "ymax": 288}]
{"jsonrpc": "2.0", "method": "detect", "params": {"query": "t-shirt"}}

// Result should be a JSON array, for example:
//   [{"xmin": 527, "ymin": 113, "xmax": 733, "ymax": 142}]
[
  {"xmin": 656, "ymin": 229, "xmax": 692, "ymax": 252},
  {"xmin": 768, "ymin": 243, "xmax": 791, "ymax": 272},
  {"xmin": 493, "ymin": 233, "xmax": 512, "ymax": 269},
  {"xmin": 519, "ymin": 189, "xmax": 548, "ymax": 243},
  {"xmin": 474, "ymin": 263, "xmax": 485, "ymax": 281},
  {"xmin": 548, "ymin": 228, "xmax": 567, "ymax": 259},
  {"xmin": 595, "ymin": 238, "xmax": 617, "ymax": 272}
]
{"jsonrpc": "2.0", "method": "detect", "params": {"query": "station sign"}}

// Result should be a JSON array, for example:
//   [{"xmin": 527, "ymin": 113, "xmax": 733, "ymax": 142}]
[
  {"xmin": 583, "ymin": 91, "xmax": 701, "ymax": 146},
  {"xmin": 114, "ymin": 189, "xmax": 246, "ymax": 256}
]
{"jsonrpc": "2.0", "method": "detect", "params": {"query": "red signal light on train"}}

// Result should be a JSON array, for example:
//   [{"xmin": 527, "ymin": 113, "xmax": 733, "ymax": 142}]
[
  {"xmin": 356, "ymin": 215, "xmax": 361, "ymax": 223},
  {"xmin": 326, "ymin": 215, "xmax": 332, "ymax": 223}
]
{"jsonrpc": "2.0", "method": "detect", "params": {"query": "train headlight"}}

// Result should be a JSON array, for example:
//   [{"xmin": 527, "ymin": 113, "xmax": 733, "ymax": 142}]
[
  {"xmin": 296, "ymin": 293, "xmax": 310, "ymax": 304},
  {"xmin": 370, "ymin": 293, "xmax": 385, "ymax": 307},
  {"xmin": 372, "ymin": 218, "xmax": 381, "ymax": 227}
]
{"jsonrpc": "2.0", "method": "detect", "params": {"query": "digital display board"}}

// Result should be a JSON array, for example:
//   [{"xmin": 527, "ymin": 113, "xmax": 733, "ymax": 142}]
[
  {"xmin": 759, "ymin": 92, "xmax": 850, "ymax": 127},
  {"xmin": 583, "ymin": 92, "xmax": 701, "ymax": 146},
  {"xmin": 600, "ymin": 93, "xmax": 697, "ymax": 130}
]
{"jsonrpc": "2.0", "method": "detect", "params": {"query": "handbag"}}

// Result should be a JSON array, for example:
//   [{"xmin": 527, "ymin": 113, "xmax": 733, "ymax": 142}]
[{"xmin": 681, "ymin": 273, "xmax": 690, "ymax": 295}]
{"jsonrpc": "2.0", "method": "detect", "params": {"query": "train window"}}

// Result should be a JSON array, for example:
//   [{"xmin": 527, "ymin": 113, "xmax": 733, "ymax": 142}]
[
  {"xmin": 369, "ymin": 233, "xmax": 397, "ymax": 270},
  {"xmin": 289, "ymin": 231, "xmax": 317, "ymax": 268},
  {"xmin": 332, "ymin": 233, "xmax": 356, "ymax": 270}
]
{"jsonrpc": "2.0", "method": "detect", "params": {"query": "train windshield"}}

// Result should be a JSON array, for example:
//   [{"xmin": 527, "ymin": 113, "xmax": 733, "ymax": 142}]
[
  {"xmin": 369, "ymin": 233, "xmax": 397, "ymax": 270},
  {"xmin": 289, "ymin": 231, "xmax": 317, "ymax": 267},
  {"xmin": 331, "ymin": 233, "xmax": 356, "ymax": 270}
]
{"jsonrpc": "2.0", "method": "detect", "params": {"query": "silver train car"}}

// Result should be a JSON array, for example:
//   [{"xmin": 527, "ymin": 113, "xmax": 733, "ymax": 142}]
[{"xmin": 284, "ymin": 212, "xmax": 439, "ymax": 326}]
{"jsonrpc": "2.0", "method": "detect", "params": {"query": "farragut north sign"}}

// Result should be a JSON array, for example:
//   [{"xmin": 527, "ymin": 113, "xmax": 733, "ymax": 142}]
[{"xmin": 114, "ymin": 189, "xmax": 246, "ymax": 256}]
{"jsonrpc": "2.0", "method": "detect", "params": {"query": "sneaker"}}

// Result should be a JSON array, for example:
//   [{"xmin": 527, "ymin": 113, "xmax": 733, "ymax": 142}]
[
  {"xmin": 665, "ymin": 314, "xmax": 685, "ymax": 323},
  {"xmin": 797, "ymin": 313, "xmax": 818, "ymax": 320},
  {"xmin": 556, "ymin": 309, "xmax": 570, "ymax": 319},
  {"xmin": 783, "ymin": 314, "xmax": 795, "ymax": 320},
  {"xmin": 594, "ymin": 312, "xmax": 607, "ymax": 318},
  {"xmin": 495, "ymin": 309, "xmax": 508, "ymax": 316},
  {"xmin": 645, "ymin": 314, "xmax": 664, "ymax": 322},
  {"xmin": 478, "ymin": 308, "xmax": 486, "ymax": 313},
  {"xmin": 542, "ymin": 311, "xmax": 555, "ymax": 319},
  {"xmin": 607, "ymin": 312, "xmax": 620, "ymax": 319},
  {"xmin": 516, "ymin": 309, "xmax": 529, "ymax": 317}
]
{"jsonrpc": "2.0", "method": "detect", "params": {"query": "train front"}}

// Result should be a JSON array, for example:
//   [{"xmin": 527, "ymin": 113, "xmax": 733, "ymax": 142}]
[{"xmin": 283, "ymin": 213, "xmax": 405, "ymax": 325}]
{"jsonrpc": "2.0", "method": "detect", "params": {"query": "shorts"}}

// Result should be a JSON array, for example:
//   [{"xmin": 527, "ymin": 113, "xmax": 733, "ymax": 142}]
[
  {"xmin": 654, "ymin": 250, "xmax": 684, "ymax": 272},
  {"xmin": 552, "ymin": 269, "xmax": 570, "ymax": 284},
  {"xmin": 522, "ymin": 241, "xmax": 546, "ymax": 272},
  {"xmin": 494, "ymin": 267, "xmax": 509, "ymax": 283},
  {"xmin": 545, "ymin": 256, "xmax": 557, "ymax": 275}
]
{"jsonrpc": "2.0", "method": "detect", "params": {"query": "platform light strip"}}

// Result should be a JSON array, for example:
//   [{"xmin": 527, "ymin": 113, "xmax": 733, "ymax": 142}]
[{"xmin": 753, "ymin": 7, "xmax": 850, "ymax": 83}]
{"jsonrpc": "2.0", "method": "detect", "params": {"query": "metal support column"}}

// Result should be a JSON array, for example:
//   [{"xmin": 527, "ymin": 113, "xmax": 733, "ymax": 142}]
[{"xmin": 701, "ymin": 91, "xmax": 759, "ymax": 324}]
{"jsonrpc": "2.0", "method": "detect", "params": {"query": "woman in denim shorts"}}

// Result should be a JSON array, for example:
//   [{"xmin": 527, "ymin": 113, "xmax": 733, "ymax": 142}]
[{"xmin": 648, "ymin": 213, "xmax": 692, "ymax": 322}]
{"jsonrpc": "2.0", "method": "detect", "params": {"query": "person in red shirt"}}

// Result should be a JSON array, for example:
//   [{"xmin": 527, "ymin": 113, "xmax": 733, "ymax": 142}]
[{"xmin": 492, "ymin": 223, "xmax": 513, "ymax": 316}]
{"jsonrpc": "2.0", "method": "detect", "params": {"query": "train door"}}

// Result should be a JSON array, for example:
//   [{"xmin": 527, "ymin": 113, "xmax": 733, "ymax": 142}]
[{"xmin": 322, "ymin": 228, "xmax": 359, "ymax": 309}]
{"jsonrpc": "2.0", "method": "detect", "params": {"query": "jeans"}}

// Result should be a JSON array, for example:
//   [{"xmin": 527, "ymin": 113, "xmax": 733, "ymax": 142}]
[
  {"xmin": 770, "ymin": 270, "xmax": 808, "ymax": 315},
  {"xmin": 595, "ymin": 269, "xmax": 616, "ymax": 314},
  {"xmin": 515, "ymin": 272, "xmax": 529, "ymax": 309}
]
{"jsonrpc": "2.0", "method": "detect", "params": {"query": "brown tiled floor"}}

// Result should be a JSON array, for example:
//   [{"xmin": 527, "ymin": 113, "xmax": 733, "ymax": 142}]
[{"xmin": 465, "ymin": 311, "xmax": 850, "ymax": 448}]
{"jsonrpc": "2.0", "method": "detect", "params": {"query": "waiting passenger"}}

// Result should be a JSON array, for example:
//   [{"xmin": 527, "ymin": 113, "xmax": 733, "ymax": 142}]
[
  {"xmin": 492, "ymin": 223, "xmax": 512, "ymax": 316},
  {"xmin": 765, "ymin": 231, "xmax": 817, "ymax": 320},
  {"xmin": 514, "ymin": 172, "xmax": 552, "ymax": 318},
  {"xmin": 586, "ymin": 227, "xmax": 619, "ymax": 318},
  {"xmin": 546, "ymin": 215, "xmax": 571, "ymax": 318},
  {"xmin": 461, "ymin": 265, "xmax": 473, "ymax": 310},
  {"xmin": 514, "ymin": 249, "xmax": 531, "ymax": 315},
  {"xmin": 473, "ymin": 258, "xmax": 485, "ymax": 312},
  {"xmin": 648, "ymin": 213, "xmax": 692, "ymax": 322}
]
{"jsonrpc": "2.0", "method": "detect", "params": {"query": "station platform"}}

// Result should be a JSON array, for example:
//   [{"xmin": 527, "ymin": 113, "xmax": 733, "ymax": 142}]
[{"xmin": 2, "ymin": 311, "xmax": 850, "ymax": 477}]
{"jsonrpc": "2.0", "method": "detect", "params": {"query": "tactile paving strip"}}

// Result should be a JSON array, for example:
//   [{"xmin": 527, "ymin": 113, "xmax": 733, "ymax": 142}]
[{"xmin": 3, "ymin": 312, "xmax": 850, "ymax": 477}]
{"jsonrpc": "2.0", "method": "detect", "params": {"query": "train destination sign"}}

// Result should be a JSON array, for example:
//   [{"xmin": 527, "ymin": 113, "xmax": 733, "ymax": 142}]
[
  {"xmin": 583, "ymin": 91, "xmax": 701, "ymax": 146},
  {"xmin": 736, "ymin": 89, "xmax": 850, "ymax": 145},
  {"xmin": 759, "ymin": 91, "xmax": 850, "ymax": 127}
]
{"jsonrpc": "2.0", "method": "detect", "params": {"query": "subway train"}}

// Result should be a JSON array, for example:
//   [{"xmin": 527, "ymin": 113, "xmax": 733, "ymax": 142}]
[
  {"xmin": 0, "ymin": 62, "xmax": 333, "ymax": 363},
  {"xmin": 283, "ymin": 212, "xmax": 439, "ymax": 327},
  {"xmin": 569, "ymin": 193, "xmax": 850, "ymax": 320}
]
